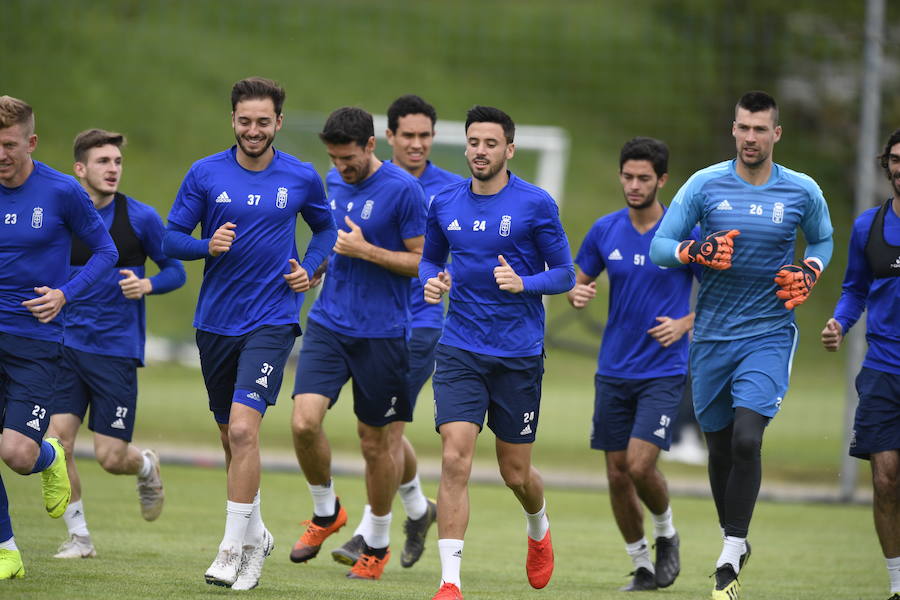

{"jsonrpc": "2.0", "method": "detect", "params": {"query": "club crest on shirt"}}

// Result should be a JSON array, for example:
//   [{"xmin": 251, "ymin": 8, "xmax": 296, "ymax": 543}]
[
  {"xmin": 772, "ymin": 202, "xmax": 784, "ymax": 224},
  {"xmin": 31, "ymin": 207, "xmax": 43, "ymax": 229},
  {"xmin": 276, "ymin": 186, "xmax": 288, "ymax": 209},
  {"xmin": 499, "ymin": 214, "xmax": 512, "ymax": 237},
  {"xmin": 361, "ymin": 200, "xmax": 374, "ymax": 220}
]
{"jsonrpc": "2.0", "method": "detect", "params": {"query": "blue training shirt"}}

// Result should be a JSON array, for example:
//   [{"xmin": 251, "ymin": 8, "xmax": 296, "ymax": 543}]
[
  {"xmin": 419, "ymin": 172, "xmax": 574, "ymax": 358},
  {"xmin": 399, "ymin": 161, "xmax": 465, "ymax": 330},
  {"xmin": 650, "ymin": 160, "xmax": 833, "ymax": 342},
  {"xmin": 166, "ymin": 147, "xmax": 336, "ymax": 336},
  {"xmin": 0, "ymin": 160, "xmax": 117, "ymax": 343},
  {"xmin": 308, "ymin": 161, "xmax": 427, "ymax": 338},
  {"xmin": 833, "ymin": 199, "xmax": 900, "ymax": 376},
  {"xmin": 576, "ymin": 208, "xmax": 698, "ymax": 379},
  {"xmin": 64, "ymin": 196, "xmax": 185, "ymax": 364}
]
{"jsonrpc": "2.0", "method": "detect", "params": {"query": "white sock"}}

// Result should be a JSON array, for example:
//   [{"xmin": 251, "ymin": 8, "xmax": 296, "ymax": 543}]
[
  {"xmin": 220, "ymin": 500, "xmax": 253, "ymax": 552},
  {"xmin": 353, "ymin": 504, "xmax": 373, "ymax": 538},
  {"xmin": 0, "ymin": 537, "xmax": 16, "ymax": 551},
  {"xmin": 63, "ymin": 499, "xmax": 89, "ymax": 536},
  {"xmin": 887, "ymin": 556, "xmax": 900, "ymax": 593},
  {"xmin": 525, "ymin": 500, "xmax": 549, "ymax": 541},
  {"xmin": 308, "ymin": 480, "xmax": 337, "ymax": 517},
  {"xmin": 365, "ymin": 511, "xmax": 391, "ymax": 549},
  {"xmin": 137, "ymin": 452, "xmax": 153, "ymax": 479},
  {"xmin": 244, "ymin": 490, "xmax": 264, "ymax": 546},
  {"xmin": 626, "ymin": 538, "xmax": 654, "ymax": 573},
  {"xmin": 652, "ymin": 506, "xmax": 676, "ymax": 539},
  {"xmin": 716, "ymin": 535, "xmax": 746, "ymax": 574},
  {"xmin": 398, "ymin": 475, "xmax": 428, "ymax": 520},
  {"xmin": 438, "ymin": 539, "xmax": 464, "ymax": 588}
]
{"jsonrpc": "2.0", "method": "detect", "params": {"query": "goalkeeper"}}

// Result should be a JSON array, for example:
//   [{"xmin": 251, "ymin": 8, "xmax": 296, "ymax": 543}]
[{"xmin": 650, "ymin": 91, "xmax": 833, "ymax": 600}]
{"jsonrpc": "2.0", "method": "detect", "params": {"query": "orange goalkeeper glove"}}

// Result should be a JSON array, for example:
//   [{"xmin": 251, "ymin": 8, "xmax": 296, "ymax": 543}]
[
  {"xmin": 677, "ymin": 229, "xmax": 740, "ymax": 270},
  {"xmin": 774, "ymin": 258, "xmax": 821, "ymax": 309}
]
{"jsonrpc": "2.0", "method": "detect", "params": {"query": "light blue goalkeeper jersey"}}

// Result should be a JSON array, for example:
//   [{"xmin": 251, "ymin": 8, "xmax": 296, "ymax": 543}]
[{"xmin": 650, "ymin": 159, "xmax": 833, "ymax": 342}]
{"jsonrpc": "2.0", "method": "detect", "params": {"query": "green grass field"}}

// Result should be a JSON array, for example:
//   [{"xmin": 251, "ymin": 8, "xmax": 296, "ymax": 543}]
[{"xmin": 2, "ymin": 461, "xmax": 886, "ymax": 599}]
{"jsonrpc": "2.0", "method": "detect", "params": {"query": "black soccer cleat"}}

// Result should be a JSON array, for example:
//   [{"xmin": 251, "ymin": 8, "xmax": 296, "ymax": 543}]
[
  {"xmin": 620, "ymin": 566, "xmax": 657, "ymax": 591},
  {"xmin": 739, "ymin": 539, "xmax": 751, "ymax": 572},
  {"xmin": 331, "ymin": 534, "xmax": 366, "ymax": 566},
  {"xmin": 654, "ymin": 532, "xmax": 680, "ymax": 588},
  {"xmin": 712, "ymin": 564, "xmax": 740, "ymax": 599},
  {"xmin": 401, "ymin": 498, "xmax": 437, "ymax": 568}
]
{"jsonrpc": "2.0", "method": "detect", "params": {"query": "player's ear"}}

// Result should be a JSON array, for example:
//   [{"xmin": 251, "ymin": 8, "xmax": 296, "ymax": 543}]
[
  {"xmin": 73, "ymin": 161, "xmax": 86, "ymax": 178},
  {"xmin": 657, "ymin": 173, "xmax": 668, "ymax": 189},
  {"xmin": 506, "ymin": 142, "xmax": 515, "ymax": 160}
]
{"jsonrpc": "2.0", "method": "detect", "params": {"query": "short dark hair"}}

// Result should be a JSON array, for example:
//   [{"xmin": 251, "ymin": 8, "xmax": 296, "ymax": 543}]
[
  {"xmin": 879, "ymin": 128, "xmax": 900, "ymax": 177},
  {"xmin": 619, "ymin": 137, "xmax": 669, "ymax": 177},
  {"xmin": 0, "ymin": 95, "xmax": 34, "ymax": 134},
  {"xmin": 231, "ymin": 77, "xmax": 286, "ymax": 115},
  {"xmin": 387, "ymin": 95, "xmax": 437, "ymax": 133},
  {"xmin": 319, "ymin": 107, "xmax": 374, "ymax": 147},
  {"xmin": 465, "ymin": 105, "xmax": 515, "ymax": 144},
  {"xmin": 736, "ymin": 90, "xmax": 779, "ymax": 125},
  {"xmin": 73, "ymin": 128, "xmax": 126, "ymax": 162}
]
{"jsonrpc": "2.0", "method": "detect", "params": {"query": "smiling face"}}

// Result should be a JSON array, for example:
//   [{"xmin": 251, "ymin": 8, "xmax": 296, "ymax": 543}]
[
  {"xmin": 733, "ymin": 107, "xmax": 781, "ymax": 170},
  {"xmin": 74, "ymin": 143, "xmax": 122, "ymax": 201},
  {"xmin": 887, "ymin": 142, "xmax": 900, "ymax": 197},
  {"xmin": 619, "ymin": 159, "xmax": 666, "ymax": 210},
  {"xmin": 232, "ymin": 97, "xmax": 283, "ymax": 161},
  {"xmin": 326, "ymin": 137, "xmax": 376, "ymax": 184},
  {"xmin": 0, "ymin": 122, "xmax": 37, "ymax": 188},
  {"xmin": 387, "ymin": 113, "xmax": 434, "ymax": 177},
  {"xmin": 465, "ymin": 121, "xmax": 514, "ymax": 183}
]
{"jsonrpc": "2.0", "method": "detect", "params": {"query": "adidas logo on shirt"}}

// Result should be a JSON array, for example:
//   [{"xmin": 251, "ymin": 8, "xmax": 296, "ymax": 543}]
[
  {"xmin": 447, "ymin": 219, "xmax": 461, "ymax": 231},
  {"xmin": 520, "ymin": 424, "xmax": 533, "ymax": 436},
  {"xmin": 716, "ymin": 200, "xmax": 733, "ymax": 211},
  {"xmin": 111, "ymin": 418, "xmax": 126, "ymax": 430},
  {"xmin": 26, "ymin": 418, "xmax": 41, "ymax": 431},
  {"xmin": 215, "ymin": 191, "xmax": 231, "ymax": 203},
  {"xmin": 607, "ymin": 249, "xmax": 623, "ymax": 261},
  {"xmin": 653, "ymin": 427, "xmax": 666, "ymax": 439},
  {"xmin": 255, "ymin": 375, "xmax": 268, "ymax": 388}
]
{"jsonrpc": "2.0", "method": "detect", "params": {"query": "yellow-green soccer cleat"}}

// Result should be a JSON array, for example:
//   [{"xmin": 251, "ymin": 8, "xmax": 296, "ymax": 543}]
[
  {"xmin": 711, "ymin": 564, "xmax": 740, "ymax": 599},
  {"xmin": 0, "ymin": 549, "xmax": 25, "ymax": 579},
  {"xmin": 41, "ymin": 438, "xmax": 71, "ymax": 519}
]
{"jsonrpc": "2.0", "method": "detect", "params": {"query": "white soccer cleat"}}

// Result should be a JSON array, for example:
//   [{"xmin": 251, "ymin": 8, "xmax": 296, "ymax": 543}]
[
  {"xmin": 137, "ymin": 449, "xmax": 164, "ymax": 521},
  {"xmin": 205, "ymin": 547, "xmax": 241, "ymax": 587},
  {"xmin": 232, "ymin": 529, "xmax": 274, "ymax": 591},
  {"xmin": 53, "ymin": 534, "xmax": 97, "ymax": 559}
]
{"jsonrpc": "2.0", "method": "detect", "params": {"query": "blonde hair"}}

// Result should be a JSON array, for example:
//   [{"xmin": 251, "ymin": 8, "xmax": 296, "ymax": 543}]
[{"xmin": 0, "ymin": 96, "xmax": 35, "ymax": 134}]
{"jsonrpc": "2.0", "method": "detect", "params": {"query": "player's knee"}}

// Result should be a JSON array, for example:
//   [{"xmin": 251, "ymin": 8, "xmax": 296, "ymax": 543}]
[
  {"xmin": 227, "ymin": 421, "xmax": 258, "ymax": 450},
  {"xmin": 626, "ymin": 457, "xmax": 655, "ymax": 484},
  {"xmin": 359, "ymin": 428, "xmax": 392, "ymax": 462},
  {"xmin": 500, "ymin": 466, "xmax": 529, "ymax": 492},
  {"xmin": 0, "ymin": 443, "xmax": 38, "ymax": 474},
  {"xmin": 731, "ymin": 430, "xmax": 762, "ymax": 463},
  {"xmin": 291, "ymin": 412, "xmax": 322, "ymax": 441},
  {"xmin": 873, "ymin": 468, "xmax": 900, "ymax": 497}
]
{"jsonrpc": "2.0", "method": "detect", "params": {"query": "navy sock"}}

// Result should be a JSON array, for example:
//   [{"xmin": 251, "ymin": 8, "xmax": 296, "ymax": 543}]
[
  {"xmin": 29, "ymin": 440, "xmax": 57, "ymax": 474},
  {"xmin": 0, "ymin": 473, "xmax": 12, "ymax": 542}
]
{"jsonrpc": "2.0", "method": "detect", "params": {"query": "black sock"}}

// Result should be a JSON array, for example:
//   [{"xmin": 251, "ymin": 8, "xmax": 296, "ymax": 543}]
[
  {"xmin": 312, "ymin": 498, "xmax": 341, "ymax": 527},
  {"xmin": 705, "ymin": 422, "xmax": 734, "ymax": 529},
  {"xmin": 722, "ymin": 408, "xmax": 768, "ymax": 537}
]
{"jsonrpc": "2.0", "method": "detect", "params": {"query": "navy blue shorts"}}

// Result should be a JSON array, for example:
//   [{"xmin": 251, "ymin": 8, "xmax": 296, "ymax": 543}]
[
  {"xmin": 850, "ymin": 367, "xmax": 900, "ymax": 459},
  {"xmin": 407, "ymin": 327, "xmax": 442, "ymax": 410},
  {"xmin": 54, "ymin": 347, "xmax": 139, "ymax": 442},
  {"xmin": 691, "ymin": 324, "xmax": 798, "ymax": 432},
  {"xmin": 0, "ymin": 331, "xmax": 60, "ymax": 444},
  {"xmin": 432, "ymin": 344, "xmax": 543, "ymax": 444},
  {"xmin": 196, "ymin": 324, "xmax": 297, "ymax": 425},
  {"xmin": 591, "ymin": 374, "xmax": 687, "ymax": 451},
  {"xmin": 293, "ymin": 319, "xmax": 411, "ymax": 427}
]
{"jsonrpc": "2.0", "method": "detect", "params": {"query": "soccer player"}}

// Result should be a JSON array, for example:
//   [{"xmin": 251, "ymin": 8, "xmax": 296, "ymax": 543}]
[
  {"xmin": 162, "ymin": 77, "xmax": 337, "ymax": 590},
  {"xmin": 330, "ymin": 94, "xmax": 463, "ymax": 570},
  {"xmin": 0, "ymin": 96, "xmax": 117, "ymax": 578},
  {"xmin": 821, "ymin": 128, "xmax": 900, "ymax": 600},
  {"xmin": 650, "ymin": 91, "xmax": 834, "ymax": 600},
  {"xmin": 420, "ymin": 105, "xmax": 575, "ymax": 600},
  {"xmin": 568, "ymin": 137, "xmax": 697, "ymax": 591},
  {"xmin": 289, "ymin": 106, "xmax": 426, "ymax": 580},
  {"xmin": 46, "ymin": 129, "xmax": 186, "ymax": 559}
]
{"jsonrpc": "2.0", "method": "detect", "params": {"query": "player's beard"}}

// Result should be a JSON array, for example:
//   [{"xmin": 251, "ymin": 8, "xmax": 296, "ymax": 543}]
[
  {"xmin": 469, "ymin": 158, "xmax": 504, "ymax": 182},
  {"xmin": 236, "ymin": 133, "xmax": 274, "ymax": 159},
  {"xmin": 341, "ymin": 160, "xmax": 371, "ymax": 184},
  {"xmin": 739, "ymin": 145, "xmax": 769, "ymax": 170},
  {"xmin": 892, "ymin": 172, "xmax": 900, "ymax": 197},
  {"xmin": 625, "ymin": 188, "xmax": 657, "ymax": 210}
]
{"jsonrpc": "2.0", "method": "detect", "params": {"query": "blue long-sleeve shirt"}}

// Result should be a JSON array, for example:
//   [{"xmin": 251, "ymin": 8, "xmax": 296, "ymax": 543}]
[
  {"xmin": 651, "ymin": 160, "xmax": 833, "ymax": 341},
  {"xmin": 0, "ymin": 161, "xmax": 117, "ymax": 343},
  {"xmin": 63, "ymin": 195, "xmax": 185, "ymax": 363},
  {"xmin": 833, "ymin": 200, "xmax": 900, "ymax": 375}
]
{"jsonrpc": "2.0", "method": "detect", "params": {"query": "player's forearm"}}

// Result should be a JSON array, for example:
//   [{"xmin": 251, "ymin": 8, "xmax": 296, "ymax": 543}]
[
  {"xmin": 361, "ymin": 244, "xmax": 421, "ymax": 277},
  {"xmin": 300, "ymin": 227, "xmax": 338, "ymax": 279},
  {"xmin": 162, "ymin": 223, "xmax": 210, "ymax": 260},
  {"xmin": 60, "ymin": 227, "xmax": 118, "ymax": 301},
  {"xmin": 650, "ymin": 236, "xmax": 682, "ymax": 268},
  {"xmin": 803, "ymin": 238, "xmax": 833, "ymax": 271},
  {"xmin": 148, "ymin": 258, "xmax": 187, "ymax": 295},
  {"xmin": 419, "ymin": 255, "xmax": 444, "ymax": 284}
]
